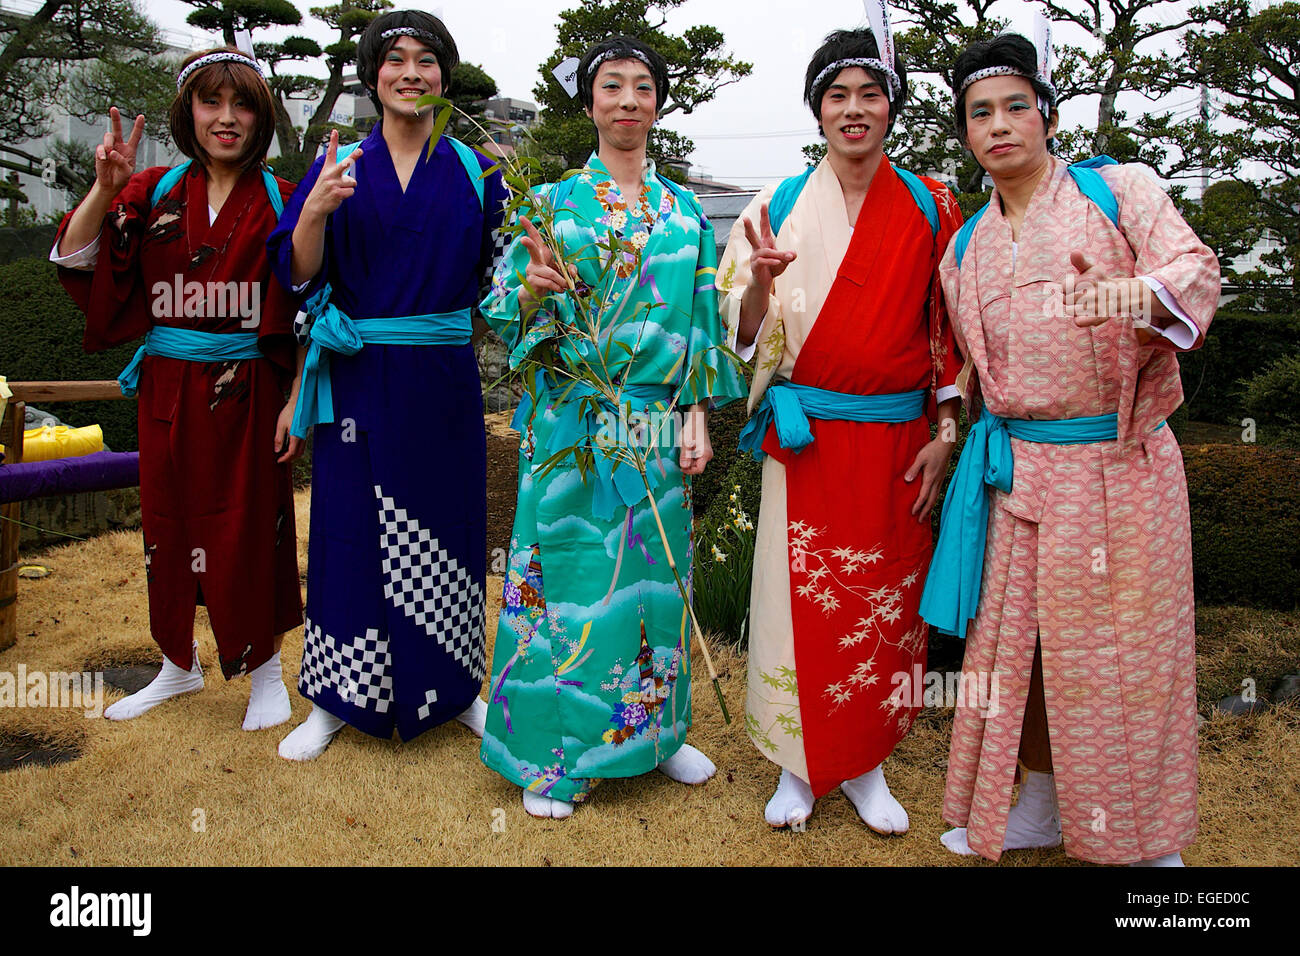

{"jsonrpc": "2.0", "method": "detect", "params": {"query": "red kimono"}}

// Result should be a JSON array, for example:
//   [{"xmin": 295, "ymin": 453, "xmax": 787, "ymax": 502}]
[
  {"xmin": 720, "ymin": 158, "xmax": 963, "ymax": 797},
  {"xmin": 55, "ymin": 163, "xmax": 303, "ymax": 678}
]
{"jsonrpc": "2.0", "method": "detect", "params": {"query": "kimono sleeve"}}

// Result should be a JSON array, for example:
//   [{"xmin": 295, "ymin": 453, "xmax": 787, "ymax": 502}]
[
  {"xmin": 266, "ymin": 152, "xmax": 332, "ymax": 301},
  {"xmin": 1105, "ymin": 164, "xmax": 1220, "ymax": 351},
  {"xmin": 678, "ymin": 196, "xmax": 746, "ymax": 410},
  {"xmin": 254, "ymin": 175, "xmax": 303, "ymax": 375},
  {"xmin": 715, "ymin": 184, "xmax": 780, "ymax": 366},
  {"xmin": 53, "ymin": 166, "xmax": 167, "ymax": 352},
  {"xmin": 476, "ymin": 163, "xmax": 510, "ymax": 303},
  {"xmin": 478, "ymin": 183, "xmax": 567, "ymax": 370}
]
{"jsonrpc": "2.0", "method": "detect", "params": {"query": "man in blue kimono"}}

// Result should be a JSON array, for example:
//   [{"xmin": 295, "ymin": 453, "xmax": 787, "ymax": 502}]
[{"xmin": 267, "ymin": 10, "xmax": 506, "ymax": 759}]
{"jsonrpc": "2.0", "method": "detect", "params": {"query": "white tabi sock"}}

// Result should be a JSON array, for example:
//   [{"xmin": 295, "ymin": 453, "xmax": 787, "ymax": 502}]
[
  {"xmin": 278, "ymin": 704, "xmax": 346, "ymax": 761},
  {"xmin": 841, "ymin": 764, "xmax": 909, "ymax": 835},
  {"xmin": 1003, "ymin": 769, "xmax": 1062, "ymax": 850},
  {"xmin": 522, "ymin": 789, "xmax": 574, "ymax": 819},
  {"xmin": 764, "ymin": 768, "xmax": 815, "ymax": 828},
  {"xmin": 455, "ymin": 696, "xmax": 488, "ymax": 738},
  {"xmin": 656, "ymin": 743, "xmax": 716, "ymax": 785},
  {"xmin": 242, "ymin": 651, "xmax": 291, "ymax": 731},
  {"xmin": 103, "ymin": 641, "xmax": 204, "ymax": 720},
  {"xmin": 940, "ymin": 827, "xmax": 979, "ymax": 856},
  {"xmin": 1130, "ymin": 852, "xmax": 1185, "ymax": 867}
]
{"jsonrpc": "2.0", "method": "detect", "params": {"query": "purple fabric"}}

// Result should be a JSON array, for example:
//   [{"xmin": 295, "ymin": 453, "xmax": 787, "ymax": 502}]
[{"xmin": 0, "ymin": 451, "xmax": 139, "ymax": 504}]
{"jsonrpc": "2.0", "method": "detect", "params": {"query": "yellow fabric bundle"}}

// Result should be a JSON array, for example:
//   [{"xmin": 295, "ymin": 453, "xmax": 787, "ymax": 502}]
[{"xmin": 2, "ymin": 424, "xmax": 104, "ymax": 462}]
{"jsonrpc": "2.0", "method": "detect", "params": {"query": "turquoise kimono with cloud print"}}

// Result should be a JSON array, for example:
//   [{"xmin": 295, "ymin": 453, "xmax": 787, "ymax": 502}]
[{"xmin": 479, "ymin": 154, "xmax": 744, "ymax": 802}]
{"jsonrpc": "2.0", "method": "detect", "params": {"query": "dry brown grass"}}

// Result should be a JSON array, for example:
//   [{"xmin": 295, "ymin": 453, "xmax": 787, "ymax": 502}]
[{"xmin": 2, "ymin": 489, "xmax": 1297, "ymax": 866}]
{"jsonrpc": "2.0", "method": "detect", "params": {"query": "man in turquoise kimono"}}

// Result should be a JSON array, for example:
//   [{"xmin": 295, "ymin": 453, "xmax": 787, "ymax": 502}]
[{"xmin": 479, "ymin": 35, "xmax": 745, "ymax": 819}]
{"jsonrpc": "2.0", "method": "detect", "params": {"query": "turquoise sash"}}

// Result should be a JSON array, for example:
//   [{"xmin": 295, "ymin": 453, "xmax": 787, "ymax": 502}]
[
  {"xmin": 738, "ymin": 382, "xmax": 927, "ymax": 460},
  {"xmin": 919, "ymin": 408, "xmax": 1161, "ymax": 639},
  {"xmin": 118, "ymin": 327, "xmax": 262, "ymax": 396},
  {"xmin": 289, "ymin": 284, "xmax": 472, "ymax": 438},
  {"xmin": 513, "ymin": 372, "xmax": 676, "ymax": 522}
]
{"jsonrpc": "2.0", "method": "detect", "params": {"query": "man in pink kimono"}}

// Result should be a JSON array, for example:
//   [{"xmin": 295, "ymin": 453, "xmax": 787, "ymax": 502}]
[{"xmin": 921, "ymin": 32, "xmax": 1220, "ymax": 866}]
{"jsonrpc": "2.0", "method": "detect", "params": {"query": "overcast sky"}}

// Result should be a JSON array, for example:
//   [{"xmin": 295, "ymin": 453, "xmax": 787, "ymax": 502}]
[{"xmin": 140, "ymin": 0, "xmax": 1208, "ymax": 188}]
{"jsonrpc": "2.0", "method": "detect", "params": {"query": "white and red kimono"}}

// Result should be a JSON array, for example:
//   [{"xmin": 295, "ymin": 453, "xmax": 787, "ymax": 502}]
[
  {"xmin": 718, "ymin": 156, "xmax": 963, "ymax": 797},
  {"xmin": 939, "ymin": 157, "xmax": 1220, "ymax": 863}
]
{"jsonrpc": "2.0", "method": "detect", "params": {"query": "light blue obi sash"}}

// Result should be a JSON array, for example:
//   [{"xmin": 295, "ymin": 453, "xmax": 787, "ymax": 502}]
[
  {"xmin": 738, "ymin": 381, "xmax": 927, "ymax": 460},
  {"xmin": 290, "ymin": 283, "xmax": 472, "ymax": 439},
  {"xmin": 919, "ymin": 408, "xmax": 1163, "ymax": 639},
  {"xmin": 118, "ymin": 327, "xmax": 262, "ymax": 397},
  {"xmin": 512, "ymin": 372, "xmax": 676, "ymax": 522}
]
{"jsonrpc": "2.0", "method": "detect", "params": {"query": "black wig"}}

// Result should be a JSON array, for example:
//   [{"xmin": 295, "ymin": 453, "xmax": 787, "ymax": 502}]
[
  {"xmin": 951, "ymin": 33, "xmax": 1056, "ymax": 146},
  {"xmin": 577, "ymin": 35, "xmax": 671, "ymax": 114},
  {"xmin": 804, "ymin": 28, "xmax": 909, "ymax": 133},
  {"xmin": 357, "ymin": 9, "xmax": 459, "ymax": 114}
]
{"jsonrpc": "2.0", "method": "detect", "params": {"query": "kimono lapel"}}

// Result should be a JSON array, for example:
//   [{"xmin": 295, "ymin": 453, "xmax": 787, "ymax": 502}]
[
  {"xmin": 353, "ymin": 124, "xmax": 405, "ymax": 234},
  {"xmin": 182, "ymin": 162, "xmax": 213, "ymax": 269},
  {"xmin": 394, "ymin": 135, "xmax": 453, "ymax": 235},
  {"xmin": 792, "ymin": 157, "xmax": 905, "ymax": 380},
  {"xmin": 835, "ymin": 156, "xmax": 900, "ymax": 283},
  {"xmin": 804, "ymin": 158, "xmax": 850, "ymax": 304},
  {"xmin": 196, "ymin": 166, "xmax": 263, "ymax": 279}
]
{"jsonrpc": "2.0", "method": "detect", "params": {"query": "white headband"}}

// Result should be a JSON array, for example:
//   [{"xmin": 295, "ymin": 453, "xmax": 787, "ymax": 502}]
[
  {"xmin": 955, "ymin": 65, "xmax": 1057, "ymax": 116},
  {"xmin": 812, "ymin": 57, "xmax": 902, "ymax": 102},
  {"xmin": 583, "ymin": 48, "xmax": 653, "ymax": 84},
  {"xmin": 379, "ymin": 27, "xmax": 444, "ymax": 52},
  {"xmin": 176, "ymin": 52, "xmax": 265, "ymax": 91}
]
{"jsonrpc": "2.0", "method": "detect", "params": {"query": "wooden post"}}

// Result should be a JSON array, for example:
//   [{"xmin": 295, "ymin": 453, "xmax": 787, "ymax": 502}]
[{"xmin": 0, "ymin": 400, "xmax": 26, "ymax": 652}]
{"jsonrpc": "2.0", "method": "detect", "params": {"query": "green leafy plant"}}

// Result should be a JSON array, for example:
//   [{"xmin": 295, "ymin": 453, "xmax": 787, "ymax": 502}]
[{"xmin": 693, "ymin": 477, "xmax": 757, "ymax": 648}]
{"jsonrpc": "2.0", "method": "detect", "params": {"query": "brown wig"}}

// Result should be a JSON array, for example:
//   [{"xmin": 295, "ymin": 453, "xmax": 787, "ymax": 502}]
[{"xmin": 168, "ymin": 47, "xmax": 276, "ymax": 173}]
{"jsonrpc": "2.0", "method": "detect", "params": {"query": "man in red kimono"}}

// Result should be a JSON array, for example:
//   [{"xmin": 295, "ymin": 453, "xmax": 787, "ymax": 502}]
[
  {"xmin": 718, "ymin": 24, "xmax": 963, "ymax": 831},
  {"xmin": 52, "ymin": 49, "xmax": 304, "ymax": 730}
]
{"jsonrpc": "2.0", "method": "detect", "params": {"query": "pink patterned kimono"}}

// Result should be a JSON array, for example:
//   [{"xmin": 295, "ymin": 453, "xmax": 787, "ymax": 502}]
[{"xmin": 940, "ymin": 157, "xmax": 1220, "ymax": 864}]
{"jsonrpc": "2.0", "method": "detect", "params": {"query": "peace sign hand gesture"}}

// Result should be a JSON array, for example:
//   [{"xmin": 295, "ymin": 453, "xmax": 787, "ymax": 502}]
[
  {"xmin": 741, "ymin": 202, "xmax": 797, "ymax": 288},
  {"xmin": 517, "ymin": 216, "xmax": 577, "ymax": 314},
  {"xmin": 303, "ymin": 129, "xmax": 363, "ymax": 220},
  {"xmin": 95, "ymin": 107, "xmax": 146, "ymax": 198}
]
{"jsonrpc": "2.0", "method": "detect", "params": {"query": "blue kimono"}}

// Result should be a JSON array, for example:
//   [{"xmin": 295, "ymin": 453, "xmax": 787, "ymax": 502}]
[{"xmin": 268, "ymin": 123, "xmax": 507, "ymax": 740}]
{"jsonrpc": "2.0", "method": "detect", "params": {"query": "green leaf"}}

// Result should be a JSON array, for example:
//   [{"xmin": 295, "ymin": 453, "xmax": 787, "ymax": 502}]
[{"xmin": 425, "ymin": 105, "xmax": 454, "ymax": 160}]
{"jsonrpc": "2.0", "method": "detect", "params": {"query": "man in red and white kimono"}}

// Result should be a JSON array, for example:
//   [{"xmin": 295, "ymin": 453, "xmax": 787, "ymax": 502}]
[{"xmin": 718, "ymin": 23, "xmax": 963, "ymax": 831}]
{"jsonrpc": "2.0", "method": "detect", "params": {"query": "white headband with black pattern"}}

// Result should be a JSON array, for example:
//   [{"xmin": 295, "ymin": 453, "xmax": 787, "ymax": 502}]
[
  {"xmin": 582, "ymin": 48, "xmax": 653, "ymax": 83},
  {"xmin": 956, "ymin": 15, "xmax": 1058, "ymax": 118},
  {"xmin": 176, "ymin": 52, "xmax": 266, "ymax": 91},
  {"xmin": 812, "ymin": 56, "xmax": 902, "ymax": 102},
  {"xmin": 955, "ymin": 65, "xmax": 1057, "ymax": 116},
  {"xmin": 379, "ymin": 26, "xmax": 444, "ymax": 53}
]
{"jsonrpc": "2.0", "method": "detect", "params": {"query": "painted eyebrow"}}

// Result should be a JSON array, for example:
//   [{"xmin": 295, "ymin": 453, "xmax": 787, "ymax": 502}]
[
  {"xmin": 599, "ymin": 70, "xmax": 654, "ymax": 82},
  {"xmin": 827, "ymin": 81, "xmax": 883, "ymax": 92},
  {"xmin": 387, "ymin": 40, "xmax": 437, "ymax": 55},
  {"xmin": 967, "ymin": 92, "xmax": 1032, "ymax": 109}
]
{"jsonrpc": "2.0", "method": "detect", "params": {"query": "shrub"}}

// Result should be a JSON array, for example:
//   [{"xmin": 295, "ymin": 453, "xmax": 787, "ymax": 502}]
[
  {"xmin": 1183, "ymin": 443, "xmax": 1300, "ymax": 609},
  {"xmin": 1179, "ymin": 311, "xmax": 1300, "ymax": 426},
  {"xmin": 693, "ymin": 389, "xmax": 754, "ymax": 516},
  {"xmin": 0, "ymin": 256, "xmax": 139, "ymax": 452},
  {"xmin": 1242, "ymin": 354, "xmax": 1300, "ymax": 445},
  {"xmin": 693, "ymin": 463, "xmax": 758, "ymax": 647}
]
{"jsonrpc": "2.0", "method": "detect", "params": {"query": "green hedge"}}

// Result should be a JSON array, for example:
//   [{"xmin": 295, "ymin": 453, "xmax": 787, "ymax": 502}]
[
  {"xmin": 693, "ymin": 385, "xmax": 760, "ymax": 517},
  {"xmin": 1179, "ymin": 311, "xmax": 1300, "ymax": 426},
  {"xmin": 1183, "ymin": 443, "xmax": 1300, "ymax": 609},
  {"xmin": 1, "ymin": 256, "xmax": 139, "ymax": 452}
]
